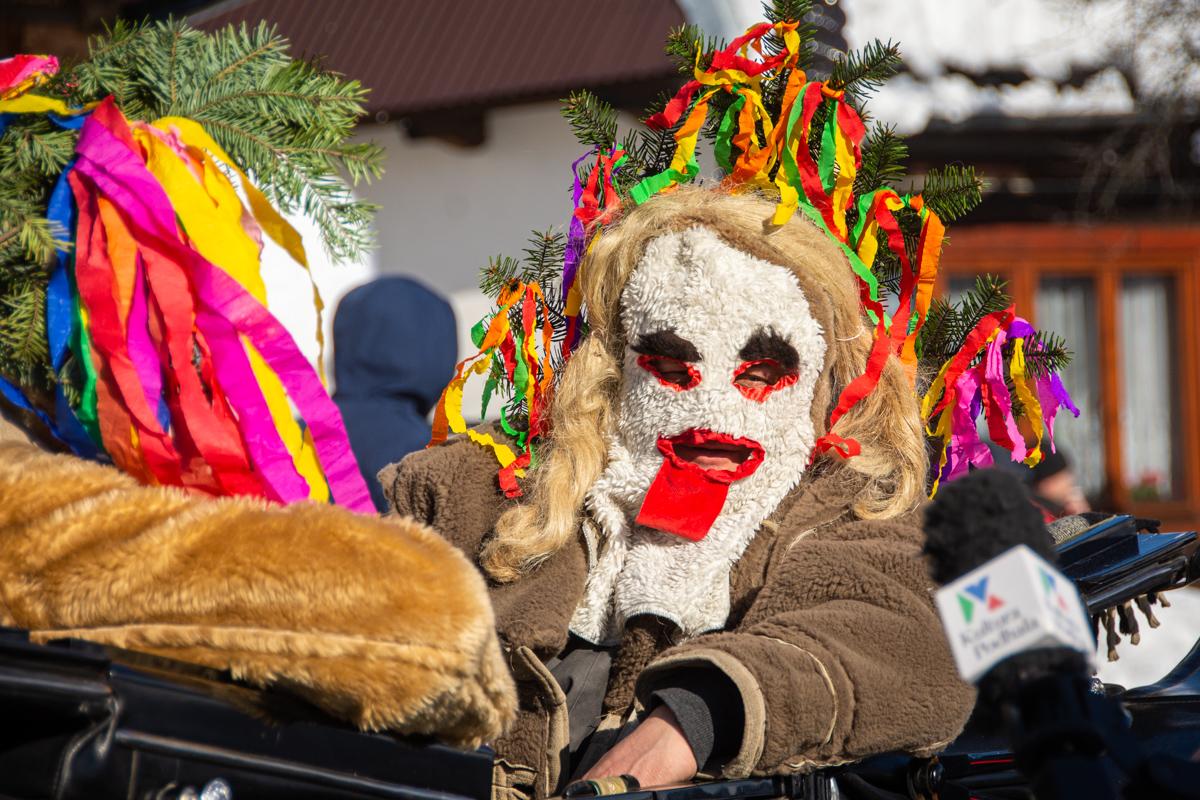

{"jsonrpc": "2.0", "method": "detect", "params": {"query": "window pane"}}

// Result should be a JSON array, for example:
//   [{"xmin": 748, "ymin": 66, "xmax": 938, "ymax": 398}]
[
  {"xmin": 1119, "ymin": 277, "xmax": 1178, "ymax": 500},
  {"xmin": 1037, "ymin": 278, "xmax": 1105, "ymax": 497}
]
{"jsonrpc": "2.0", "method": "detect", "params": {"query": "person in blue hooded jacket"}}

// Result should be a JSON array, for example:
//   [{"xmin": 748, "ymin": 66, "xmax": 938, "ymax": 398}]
[{"xmin": 333, "ymin": 277, "xmax": 458, "ymax": 512}]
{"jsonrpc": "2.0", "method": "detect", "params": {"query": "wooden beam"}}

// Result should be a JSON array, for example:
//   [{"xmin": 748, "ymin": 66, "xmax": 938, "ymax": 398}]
[{"xmin": 1095, "ymin": 268, "xmax": 1126, "ymax": 511}]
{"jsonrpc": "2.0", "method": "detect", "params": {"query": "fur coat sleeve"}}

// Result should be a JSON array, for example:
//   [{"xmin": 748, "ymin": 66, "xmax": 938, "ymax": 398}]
[
  {"xmin": 0, "ymin": 418, "xmax": 515, "ymax": 748},
  {"xmin": 378, "ymin": 431, "xmax": 509, "ymax": 557},
  {"xmin": 635, "ymin": 510, "xmax": 976, "ymax": 777}
]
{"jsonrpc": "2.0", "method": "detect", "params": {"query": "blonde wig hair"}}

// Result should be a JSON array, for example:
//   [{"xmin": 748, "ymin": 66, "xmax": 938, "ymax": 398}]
[{"xmin": 481, "ymin": 186, "xmax": 928, "ymax": 582}]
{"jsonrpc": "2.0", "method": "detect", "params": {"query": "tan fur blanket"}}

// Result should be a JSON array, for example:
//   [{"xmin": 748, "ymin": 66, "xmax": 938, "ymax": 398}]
[{"xmin": 0, "ymin": 426, "xmax": 514, "ymax": 748}]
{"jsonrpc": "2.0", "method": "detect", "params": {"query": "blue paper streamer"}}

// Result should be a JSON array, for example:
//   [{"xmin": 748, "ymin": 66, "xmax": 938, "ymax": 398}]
[{"xmin": 45, "ymin": 159, "xmax": 102, "ymax": 457}]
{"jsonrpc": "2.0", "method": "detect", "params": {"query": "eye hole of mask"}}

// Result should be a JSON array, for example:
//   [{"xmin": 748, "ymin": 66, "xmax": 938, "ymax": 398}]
[
  {"xmin": 638, "ymin": 354, "xmax": 701, "ymax": 391},
  {"xmin": 733, "ymin": 359, "xmax": 799, "ymax": 401}
]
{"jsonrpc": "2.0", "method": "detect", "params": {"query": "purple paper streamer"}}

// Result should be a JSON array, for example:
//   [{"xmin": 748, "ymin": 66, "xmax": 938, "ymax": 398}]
[
  {"xmin": 1009, "ymin": 316, "xmax": 1036, "ymax": 340},
  {"xmin": 561, "ymin": 150, "xmax": 593, "ymax": 304},
  {"xmin": 1050, "ymin": 372, "xmax": 1080, "ymax": 417}
]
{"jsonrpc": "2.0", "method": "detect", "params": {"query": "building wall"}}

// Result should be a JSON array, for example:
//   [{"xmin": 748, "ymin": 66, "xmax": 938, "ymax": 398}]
[
  {"xmin": 357, "ymin": 103, "xmax": 596, "ymax": 305},
  {"xmin": 341, "ymin": 103, "xmax": 640, "ymax": 414}
]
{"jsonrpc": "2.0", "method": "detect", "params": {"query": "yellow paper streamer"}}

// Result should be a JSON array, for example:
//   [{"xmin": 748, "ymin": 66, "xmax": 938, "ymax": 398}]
[
  {"xmin": 153, "ymin": 117, "xmax": 327, "ymax": 383},
  {"xmin": 1010, "ymin": 338, "xmax": 1045, "ymax": 467},
  {"xmin": 830, "ymin": 116, "xmax": 859, "ymax": 240},
  {"xmin": 443, "ymin": 357, "xmax": 525, "ymax": 477},
  {"xmin": 0, "ymin": 94, "xmax": 91, "ymax": 116}
]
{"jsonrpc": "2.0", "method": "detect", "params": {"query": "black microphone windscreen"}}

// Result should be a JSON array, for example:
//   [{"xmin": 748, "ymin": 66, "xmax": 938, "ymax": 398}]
[{"xmin": 923, "ymin": 469, "xmax": 1056, "ymax": 586}]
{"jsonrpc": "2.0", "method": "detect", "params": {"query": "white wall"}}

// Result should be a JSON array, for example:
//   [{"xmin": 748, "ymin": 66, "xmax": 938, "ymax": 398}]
[
  {"xmin": 258, "ymin": 210, "xmax": 376, "ymax": 388},
  {"xmin": 355, "ymin": 103, "xmax": 638, "ymax": 337},
  {"xmin": 342, "ymin": 103, "xmax": 643, "ymax": 416}
]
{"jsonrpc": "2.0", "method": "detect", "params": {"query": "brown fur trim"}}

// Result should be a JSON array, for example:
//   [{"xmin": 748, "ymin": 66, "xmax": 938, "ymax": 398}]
[
  {"xmin": 493, "ymin": 645, "xmax": 571, "ymax": 799},
  {"xmin": 0, "ymin": 440, "xmax": 516, "ymax": 747}
]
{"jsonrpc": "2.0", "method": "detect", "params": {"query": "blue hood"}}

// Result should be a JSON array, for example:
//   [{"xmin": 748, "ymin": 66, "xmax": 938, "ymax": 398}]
[{"xmin": 332, "ymin": 277, "xmax": 457, "ymax": 511}]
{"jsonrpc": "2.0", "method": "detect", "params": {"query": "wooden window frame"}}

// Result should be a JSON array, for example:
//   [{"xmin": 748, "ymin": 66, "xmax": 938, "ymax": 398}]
[{"xmin": 937, "ymin": 224, "xmax": 1200, "ymax": 530}]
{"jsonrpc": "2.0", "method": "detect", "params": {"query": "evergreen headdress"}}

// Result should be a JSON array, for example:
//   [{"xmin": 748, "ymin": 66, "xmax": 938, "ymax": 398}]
[
  {"xmin": 0, "ymin": 21, "xmax": 382, "ymax": 512},
  {"xmin": 432, "ymin": 1, "xmax": 1077, "ymax": 497}
]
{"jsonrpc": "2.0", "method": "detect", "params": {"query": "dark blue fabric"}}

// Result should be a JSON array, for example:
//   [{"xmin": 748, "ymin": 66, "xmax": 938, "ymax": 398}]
[{"xmin": 333, "ymin": 277, "xmax": 457, "ymax": 512}]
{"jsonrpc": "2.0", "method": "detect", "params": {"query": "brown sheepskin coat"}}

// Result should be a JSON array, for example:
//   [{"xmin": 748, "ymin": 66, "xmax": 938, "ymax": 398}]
[
  {"xmin": 382, "ymin": 434, "xmax": 977, "ymax": 799},
  {"xmin": 0, "ymin": 410, "xmax": 515, "ymax": 748}
]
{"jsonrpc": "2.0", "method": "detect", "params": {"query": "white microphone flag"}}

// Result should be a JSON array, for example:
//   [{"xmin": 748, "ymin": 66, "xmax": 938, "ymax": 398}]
[{"xmin": 934, "ymin": 544, "xmax": 1097, "ymax": 684}]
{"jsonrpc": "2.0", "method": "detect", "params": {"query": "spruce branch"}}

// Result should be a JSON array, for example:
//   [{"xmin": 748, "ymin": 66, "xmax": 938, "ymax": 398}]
[
  {"xmin": 479, "ymin": 254, "xmax": 522, "ymax": 299},
  {"xmin": 0, "ymin": 277, "xmax": 49, "ymax": 386},
  {"xmin": 561, "ymin": 91, "xmax": 619, "ymax": 151},
  {"xmin": 202, "ymin": 22, "xmax": 289, "ymax": 92},
  {"xmin": 916, "ymin": 274, "xmax": 1011, "ymax": 368},
  {"xmin": 762, "ymin": 0, "xmax": 817, "ymax": 65},
  {"xmin": 61, "ymin": 18, "xmax": 383, "ymax": 262},
  {"xmin": 520, "ymin": 230, "xmax": 567, "ymax": 287},
  {"xmin": 954, "ymin": 273, "xmax": 1011, "ymax": 336},
  {"xmin": 827, "ymin": 39, "xmax": 903, "ymax": 101},
  {"xmin": 0, "ymin": 17, "xmax": 383, "ymax": 393},
  {"xmin": 763, "ymin": 0, "xmax": 815, "ymax": 24},
  {"xmin": 665, "ymin": 24, "xmax": 725, "ymax": 74},
  {"xmin": 920, "ymin": 164, "xmax": 985, "ymax": 222},
  {"xmin": 56, "ymin": 356, "xmax": 82, "ymax": 407},
  {"xmin": 918, "ymin": 296, "xmax": 956, "ymax": 361},
  {"xmin": 853, "ymin": 123, "xmax": 908, "ymax": 196},
  {"xmin": 1019, "ymin": 331, "xmax": 1073, "ymax": 379}
]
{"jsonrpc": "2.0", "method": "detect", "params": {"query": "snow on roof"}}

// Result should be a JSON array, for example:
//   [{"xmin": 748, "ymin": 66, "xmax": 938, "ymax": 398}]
[{"xmin": 684, "ymin": 0, "xmax": 1153, "ymax": 133}]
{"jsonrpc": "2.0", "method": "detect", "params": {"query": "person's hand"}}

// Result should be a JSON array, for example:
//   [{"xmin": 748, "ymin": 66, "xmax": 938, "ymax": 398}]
[{"xmin": 582, "ymin": 705, "xmax": 698, "ymax": 787}]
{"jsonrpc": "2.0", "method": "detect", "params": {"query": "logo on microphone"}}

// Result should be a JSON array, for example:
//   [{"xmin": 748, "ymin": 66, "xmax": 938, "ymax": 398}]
[
  {"xmin": 1039, "ymin": 567, "xmax": 1072, "ymax": 613},
  {"xmin": 957, "ymin": 576, "xmax": 1005, "ymax": 623}
]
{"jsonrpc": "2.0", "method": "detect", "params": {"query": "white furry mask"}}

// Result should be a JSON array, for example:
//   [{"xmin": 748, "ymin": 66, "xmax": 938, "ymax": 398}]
[{"xmin": 569, "ymin": 225, "xmax": 827, "ymax": 641}]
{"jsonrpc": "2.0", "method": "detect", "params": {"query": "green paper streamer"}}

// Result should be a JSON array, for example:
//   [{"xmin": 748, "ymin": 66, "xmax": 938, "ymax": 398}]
[
  {"xmin": 499, "ymin": 403, "xmax": 527, "ymax": 449},
  {"xmin": 818, "ymin": 104, "xmax": 838, "ymax": 194},
  {"xmin": 796, "ymin": 200, "xmax": 888, "ymax": 328},
  {"xmin": 775, "ymin": 81, "xmax": 815, "ymax": 208},
  {"xmin": 470, "ymin": 318, "xmax": 487, "ymax": 349},
  {"xmin": 69, "ymin": 270, "xmax": 103, "ymax": 445},
  {"xmin": 630, "ymin": 160, "xmax": 700, "ymax": 205},
  {"xmin": 713, "ymin": 94, "xmax": 747, "ymax": 176},
  {"xmin": 511, "ymin": 331, "xmax": 529, "ymax": 396},
  {"xmin": 851, "ymin": 191, "xmax": 876, "ymax": 245},
  {"xmin": 481, "ymin": 372, "xmax": 497, "ymax": 419}
]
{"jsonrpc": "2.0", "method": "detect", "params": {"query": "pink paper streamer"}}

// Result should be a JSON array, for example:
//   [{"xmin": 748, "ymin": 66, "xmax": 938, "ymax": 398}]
[
  {"xmin": 126, "ymin": 256, "xmax": 165, "ymax": 422},
  {"xmin": 982, "ymin": 330, "xmax": 1027, "ymax": 463},
  {"xmin": 0, "ymin": 54, "xmax": 58, "ymax": 94},
  {"xmin": 942, "ymin": 368, "xmax": 993, "ymax": 485}
]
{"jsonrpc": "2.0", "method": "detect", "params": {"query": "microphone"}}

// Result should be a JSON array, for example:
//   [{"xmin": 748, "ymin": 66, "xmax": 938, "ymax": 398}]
[
  {"xmin": 924, "ymin": 470, "xmax": 1117, "ymax": 799},
  {"xmin": 924, "ymin": 469, "xmax": 1096, "ymax": 688}
]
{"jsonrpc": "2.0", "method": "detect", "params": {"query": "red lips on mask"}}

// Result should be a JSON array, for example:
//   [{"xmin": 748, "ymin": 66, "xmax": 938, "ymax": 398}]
[{"xmin": 634, "ymin": 428, "xmax": 765, "ymax": 541}]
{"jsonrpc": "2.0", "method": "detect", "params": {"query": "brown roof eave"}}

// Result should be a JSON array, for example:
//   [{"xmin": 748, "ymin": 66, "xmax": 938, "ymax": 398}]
[{"xmin": 193, "ymin": 0, "xmax": 687, "ymax": 125}]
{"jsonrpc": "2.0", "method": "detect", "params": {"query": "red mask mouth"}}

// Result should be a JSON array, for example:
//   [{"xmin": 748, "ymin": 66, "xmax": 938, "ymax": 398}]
[
  {"xmin": 657, "ymin": 429, "xmax": 764, "ymax": 482},
  {"xmin": 636, "ymin": 429, "xmax": 765, "ymax": 541}
]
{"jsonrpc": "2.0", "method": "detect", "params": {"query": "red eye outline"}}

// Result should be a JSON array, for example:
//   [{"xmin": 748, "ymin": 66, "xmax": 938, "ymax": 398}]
[
  {"xmin": 637, "ymin": 354, "xmax": 701, "ymax": 391},
  {"xmin": 732, "ymin": 359, "xmax": 799, "ymax": 402}
]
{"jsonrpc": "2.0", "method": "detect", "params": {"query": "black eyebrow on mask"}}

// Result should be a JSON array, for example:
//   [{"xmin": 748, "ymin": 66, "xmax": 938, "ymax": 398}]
[
  {"xmin": 631, "ymin": 330, "xmax": 702, "ymax": 362},
  {"xmin": 738, "ymin": 328, "xmax": 799, "ymax": 372}
]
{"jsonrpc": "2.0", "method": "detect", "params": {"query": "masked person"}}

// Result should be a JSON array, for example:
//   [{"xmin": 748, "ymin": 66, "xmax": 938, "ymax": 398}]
[{"xmin": 381, "ymin": 188, "xmax": 976, "ymax": 798}]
